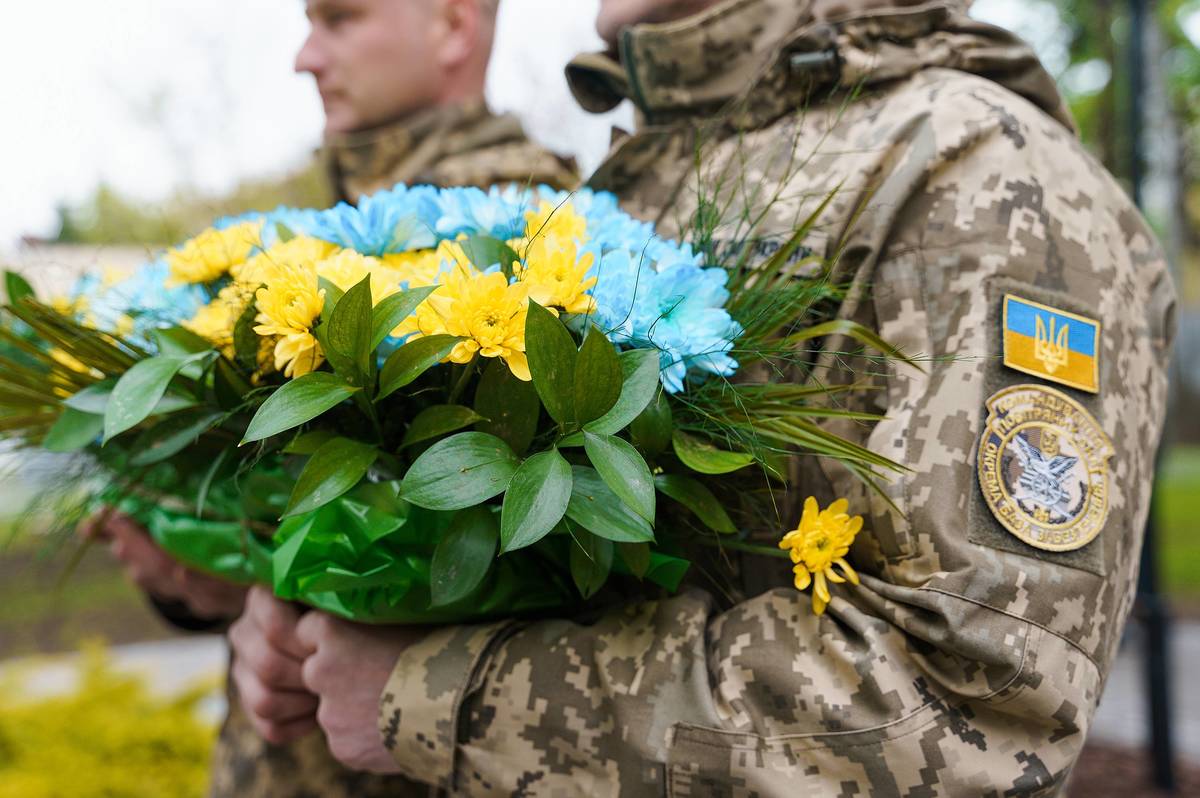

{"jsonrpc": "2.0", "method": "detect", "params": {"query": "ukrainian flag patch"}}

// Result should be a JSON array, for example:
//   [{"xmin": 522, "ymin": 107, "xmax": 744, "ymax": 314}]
[{"xmin": 1002, "ymin": 294, "xmax": 1100, "ymax": 393}]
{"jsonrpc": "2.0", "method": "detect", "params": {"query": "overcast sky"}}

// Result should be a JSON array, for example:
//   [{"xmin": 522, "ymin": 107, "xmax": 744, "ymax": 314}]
[{"xmin": 2, "ymin": 1, "xmax": 1194, "ymax": 254}]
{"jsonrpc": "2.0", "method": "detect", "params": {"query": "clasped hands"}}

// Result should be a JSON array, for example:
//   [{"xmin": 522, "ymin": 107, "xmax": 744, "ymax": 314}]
[{"xmin": 228, "ymin": 585, "xmax": 423, "ymax": 774}]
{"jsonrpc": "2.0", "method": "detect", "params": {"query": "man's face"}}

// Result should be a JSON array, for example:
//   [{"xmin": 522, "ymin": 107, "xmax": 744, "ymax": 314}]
[
  {"xmin": 297, "ymin": 0, "xmax": 443, "ymax": 134},
  {"xmin": 595, "ymin": 0, "xmax": 713, "ymax": 45}
]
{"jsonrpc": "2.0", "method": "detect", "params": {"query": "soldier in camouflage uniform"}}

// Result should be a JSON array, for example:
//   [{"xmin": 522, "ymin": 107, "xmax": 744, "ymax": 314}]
[{"xmin": 232, "ymin": 0, "xmax": 1175, "ymax": 794}]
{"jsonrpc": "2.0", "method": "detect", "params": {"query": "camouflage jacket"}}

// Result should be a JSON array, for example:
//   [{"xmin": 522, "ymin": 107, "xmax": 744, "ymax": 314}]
[
  {"xmin": 323, "ymin": 99, "xmax": 578, "ymax": 203},
  {"xmin": 209, "ymin": 103, "xmax": 578, "ymax": 798},
  {"xmin": 377, "ymin": 1, "xmax": 1175, "ymax": 795}
]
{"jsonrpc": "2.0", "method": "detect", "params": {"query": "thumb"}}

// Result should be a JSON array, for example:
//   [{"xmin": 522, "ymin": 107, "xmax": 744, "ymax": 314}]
[{"xmin": 293, "ymin": 609, "xmax": 327, "ymax": 657}]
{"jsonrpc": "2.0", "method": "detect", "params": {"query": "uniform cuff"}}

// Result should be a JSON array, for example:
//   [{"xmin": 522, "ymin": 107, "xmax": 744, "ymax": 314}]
[{"xmin": 377, "ymin": 621, "xmax": 517, "ymax": 790}]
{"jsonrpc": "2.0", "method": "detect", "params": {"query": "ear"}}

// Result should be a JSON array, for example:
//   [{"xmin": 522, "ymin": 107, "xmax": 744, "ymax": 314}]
[{"xmin": 433, "ymin": 0, "xmax": 482, "ymax": 70}]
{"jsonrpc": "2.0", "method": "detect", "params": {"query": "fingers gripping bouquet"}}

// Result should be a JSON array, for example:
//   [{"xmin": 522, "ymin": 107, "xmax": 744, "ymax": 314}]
[{"xmin": 0, "ymin": 185, "xmax": 907, "ymax": 622}]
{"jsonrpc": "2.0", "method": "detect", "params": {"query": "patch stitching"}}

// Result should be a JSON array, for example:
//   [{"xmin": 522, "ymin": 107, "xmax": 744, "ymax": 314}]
[
  {"xmin": 977, "ymin": 384, "xmax": 1114, "ymax": 552},
  {"xmin": 1001, "ymin": 294, "xmax": 1100, "ymax": 393}
]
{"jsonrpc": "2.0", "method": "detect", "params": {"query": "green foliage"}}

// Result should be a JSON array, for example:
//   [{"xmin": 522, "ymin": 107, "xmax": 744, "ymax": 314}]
[
  {"xmin": 400, "ymin": 432, "xmax": 519, "ymax": 511},
  {"xmin": 473, "ymin": 358, "xmax": 540, "ymax": 454},
  {"xmin": 242, "ymin": 372, "xmax": 360, "ymax": 444},
  {"xmin": 500, "ymin": 449, "xmax": 573, "ymax": 552},
  {"xmin": 525, "ymin": 301, "xmax": 578, "ymax": 424},
  {"xmin": 565, "ymin": 466, "xmax": 654, "ymax": 544},
  {"xmin": 284, "ymin": 436, "xmax": 379, "ymax": 518},
  {"xmin": 430, "ymin": 507, "xmax": 499, "ymax": 607},
  {"xmin": 569, "ymin": 529, "xmax": 613, "ymax": 600},
  {"xmin": 377, "ymin": 335, "xmax": 461, "ymax": 401}
]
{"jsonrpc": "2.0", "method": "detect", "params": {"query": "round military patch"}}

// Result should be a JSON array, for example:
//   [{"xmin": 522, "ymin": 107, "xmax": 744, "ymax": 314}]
[{"xmin": 977, "ymin": 384, "xmax": 1114, "ymax": 552}]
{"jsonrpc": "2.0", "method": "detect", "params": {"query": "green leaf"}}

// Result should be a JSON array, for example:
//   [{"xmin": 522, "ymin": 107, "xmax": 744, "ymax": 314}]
[
  {"xmin": 325, "ymin": 274, "xmax": 374, "ymax": 380},
  {"xmin": 583, "ymin": 432, "xmax": 656, "ymax": 522},
  {"xmin": 4, "ymin": 271, "xmax": 34, "ymax": 304},
  {"xmin": 565, "ymin": 466, "xmax": 654, "ymax": 543},
  {"xmin": 500, "ymin": 448, "xmax": 572, "ymax": 552},
  {"xmin": 777, "ymin": 319, "xmax": 923, "ymax": 373},
  {"xmin": 569, "ymin": 529, "xmax": 613, "ymax": 599},
  {"xmin": 400, "ymin": 431, "xmax": 518, "ymax": 511},
  {"xmin": 275, "ymin": 222, "xmax": 295, "ymax": 243},
  {"xmin": 525, "ymin": 301, "xmax": 577, "ymax": 424},
  {"xmin": 654, "ymin": 474, "xmax": 735, "ymax": 533},
  {"xmin": 129, "ymin": 409, "xmax": 225, "ymax": 466},
  {"xmin": 371, "ymin": 286, "xmax": 436, "ymax": 349},
  {"xmin": 196, "ymin": 448, "xmax": 231, "ymax": 517},
  {"xmin": 43, "ymin": 408, "xmax": 103, "ymax": 452},
  {"xmin": 64, "ymin": 380, "xmax": 192, "ymax": 417},
  {"xmin": 629, "ymin": 388, "xmax": 672, "ymax": 456},
  {"xmin": 473, "ymin": 357, "xmax": 539, "ymax": 454},
  {"xmin": 573, "ymin": 327, "xmax": 622, "ymax": 425},
  {"xmin": 429, "ymin": 506, "xmax": 499, "ymax": 607},
  {"xmin": 377, "ymin": 334, "xmax": 460, "ymax": 400},
  {"xmin": 212, "ymin": 358, "xmax": 250, "ymax": 410},
  {"xmin": 242, "ymin": 372, "xmax": 360, "ymax": 444},
  {"xmin": 283, "ymin": 429, "xmax": 339, "ymax": 455},
  {"xmin": 402, "ymin": 404, "xmax": 485, "ymax": 448},
  {"xmin": 586, "ymin": 349, "xmax": 661, "ymax": 435},
  {"xmin": 233, "ymin": 300, "xmax": 261, "ymax": 371},
  {"xmin": 459, "ymin": 235, "xmax": 520, "ymax": 279},
  {"xmin": 284, "ymin": 436, "xmax": 379, "ymax": 518},
  {"xmin": 616, "ymin": 541, "xmax": 651, "ymax": 579},
  {"xmin": 672, "ymin": 431, "xmax": 754, "ymax": 475},
  {"xmin": 104, "ymin": 353, "xmax": 207, "ymax": 443},
  {"xmin": 318, "ymin": 277, "xmax": 345, "ymax": 324},
  {"xmin": 153, "ymin": 326, "xmax": 214, "ymax": 356}
]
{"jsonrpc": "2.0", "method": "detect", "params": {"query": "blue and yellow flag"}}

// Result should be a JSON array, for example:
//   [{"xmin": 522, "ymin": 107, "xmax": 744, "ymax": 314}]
[{"xmin": 1002, "ymin": 295, "xmax": 1100, "ymax": 393}]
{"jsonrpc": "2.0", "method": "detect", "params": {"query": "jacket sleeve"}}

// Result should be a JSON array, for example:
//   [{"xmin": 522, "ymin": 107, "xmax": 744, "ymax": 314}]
[{"xmin": 376, "ymin": 99, "xmax": 1174, "ymax": 798}]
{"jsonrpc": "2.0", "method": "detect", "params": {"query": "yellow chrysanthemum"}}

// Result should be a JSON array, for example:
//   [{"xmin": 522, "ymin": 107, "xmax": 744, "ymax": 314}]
[
  {"xmin": 315, "ymin": 249, "xmax": 398, "ymax": 305},
  {"xmin": 184, "ymin": 283, "xmax": 254, "ymax": 357},
  {"xmin": 407, "ymin": 264, "xmax": 531, "ymax": 380},
  {"xmin": 233, "ymin": 236, "xmax": 337, "ymax": 285},
  {"xmin": 522, "ymin": 201, "xmax": 587, "ymax": 245},
  {"xmin": 381, "ymin": 248, "xmax": 445, "ymax": 289},
  {"xmin": 515, "ymin": 235, "xmax": 596, "ymax": 315},
  {"xmin": 253, "ymin": 262, "xmax": 326, "ymax": 378},
  {"xmin": 779, "ymin": 497, "xmax": 863, "ymax": 615},
  {"xmin": 272, "ymin": 331, "xmax": 323, "ymax": 378},
  {"xmin": 166, "ymin": 221, "xmax": 263, "ymax": 285}
]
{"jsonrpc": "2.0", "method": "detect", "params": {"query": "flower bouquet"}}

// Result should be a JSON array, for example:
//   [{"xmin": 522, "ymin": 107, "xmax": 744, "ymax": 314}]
[{"xmin": 0, "ymin": 185, "xmax": 907, "ymax": 622}]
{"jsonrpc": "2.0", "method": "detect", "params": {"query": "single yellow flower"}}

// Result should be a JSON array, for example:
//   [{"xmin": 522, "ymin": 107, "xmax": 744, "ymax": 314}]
[
  {"xmin": 49, "ymin": 294, "xmax": 85, "ymax": 317},
  {"xmin": 166, "ymin": 221, "xmax": 263, "ymax": 285},
  {"xmin": 779, "ymin": 497, "xmax": 863, "ymax": 615},
  {"xmin": 184, "ymin": 283, "xmax": 254, "ymax": 357},
  {"xmin": 253, "ymin": 261, "xmax": 326, "ymax": 378},
  {"xmin": 523, "ymin": 200, "xmax": 587, "ymax": 245},
  {"xmin": 234, "ymin": 236, "xmax": 336, "ymax": 285},
  {"xmin": 272, "ymin": 331, "xmax": 323, "ymax": 378},
  {"xmin": 407, "ymin": 264, "xmax": 531, "ymax": 380},
  {"xmin": 381, "ymin": 248, "xmax": 444, "ymax": 289},
  {"xmin": 515, "ymin": 235, "xmax": 596, "ymax": 316},
  {"xmin": 112, "ymin": 314, "xmax": 135, "ymax": 338},
  {"xmin": 315, "ymin": 249, "xmax": 397, "ymax": 305}
]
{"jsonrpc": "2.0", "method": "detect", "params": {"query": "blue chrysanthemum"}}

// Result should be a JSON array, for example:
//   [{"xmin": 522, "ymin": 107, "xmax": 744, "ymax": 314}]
[{"xmin": 306, "ymin": 185, "xmax": 441, "ymax": 255}]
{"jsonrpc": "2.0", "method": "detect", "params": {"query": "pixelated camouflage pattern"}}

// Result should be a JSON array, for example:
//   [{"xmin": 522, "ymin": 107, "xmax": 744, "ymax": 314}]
[
  {"xmin": 323, "ymin": 99, "xmax": 579, "ymax": 203},
  {"xmin": 209, "ymin": 102, "xmax": 577, "ymax": 798},
  {"xmin": 378, "ymin": 0, "xmax": 1174, "ymax": 795}
]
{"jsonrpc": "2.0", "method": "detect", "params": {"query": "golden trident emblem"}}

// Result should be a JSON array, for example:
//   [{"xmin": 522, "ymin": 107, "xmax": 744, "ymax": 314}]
[{"xmin": 1035, "ymin": 314, "xmax": 1070, "ymax": 374}]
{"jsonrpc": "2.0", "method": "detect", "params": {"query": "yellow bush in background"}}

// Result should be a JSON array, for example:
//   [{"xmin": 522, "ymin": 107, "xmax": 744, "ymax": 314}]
[{"xmin": 0, "ymin": 644, "xmax": 215, "ymax": 797}]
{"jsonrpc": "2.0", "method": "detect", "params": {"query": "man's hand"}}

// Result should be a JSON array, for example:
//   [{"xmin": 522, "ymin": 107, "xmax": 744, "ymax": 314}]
[
  {"xmin": 82, "ymin": 511, "xmax": 247, "ymax": 621},
  {"xmin": 294, "ymin": 610, "xmax": 425, "ymax": 773},
  {"xmin": 228, "ymin": 586, "xmax": 320, "ymax": 744}
]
